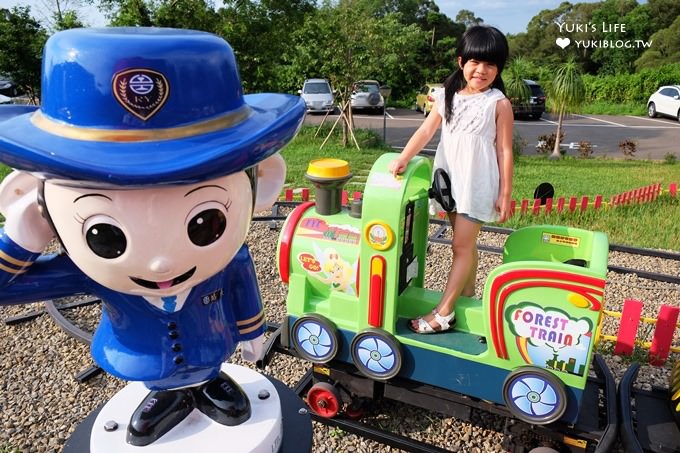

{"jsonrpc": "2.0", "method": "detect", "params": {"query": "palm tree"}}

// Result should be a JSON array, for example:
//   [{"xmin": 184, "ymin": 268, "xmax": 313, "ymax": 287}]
[
  {"xmin": 503, "ymin": 57, "xmax": 531, "ymax": 109},
  {"xmin": 548, "ymin": 58, "xmax": 586, "ymax": 159}
]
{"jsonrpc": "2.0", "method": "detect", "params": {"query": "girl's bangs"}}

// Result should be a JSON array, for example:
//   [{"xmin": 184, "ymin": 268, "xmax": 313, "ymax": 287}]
[{"xmin": 459, "ymin": 29, "xmax": 508, "ymax": 67}]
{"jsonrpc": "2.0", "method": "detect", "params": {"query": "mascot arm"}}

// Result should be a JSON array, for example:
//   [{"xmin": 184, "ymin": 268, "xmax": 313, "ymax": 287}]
[
  {"xmin": 227, "ymin": 245, "xmax": 266, "ymax": 362},
  {"xmin": 0, "ymin": 243, "xmax": 90, "ymax": 305}
]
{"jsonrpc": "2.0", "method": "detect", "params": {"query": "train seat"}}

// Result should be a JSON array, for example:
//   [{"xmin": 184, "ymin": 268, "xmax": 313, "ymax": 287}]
[{"xmin": 501, "ymin": 225, "xmax": 609, "ymax": 277}]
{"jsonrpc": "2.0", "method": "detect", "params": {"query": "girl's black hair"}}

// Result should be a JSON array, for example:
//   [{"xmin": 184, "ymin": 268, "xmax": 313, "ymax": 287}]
[{"xmin": 442, "ymin": 25, "xmax": 509, "ymax": 124}]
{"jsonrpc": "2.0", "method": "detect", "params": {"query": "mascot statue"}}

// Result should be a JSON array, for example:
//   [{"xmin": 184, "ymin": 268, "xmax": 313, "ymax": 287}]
[{"xmin": 0, "ymin": 27, "xmax": 305, "ymax": 450}]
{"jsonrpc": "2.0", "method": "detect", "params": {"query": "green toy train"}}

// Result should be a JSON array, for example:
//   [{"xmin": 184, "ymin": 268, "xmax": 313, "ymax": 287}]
[{"xmin": 276, "ymin": 153, "xmax": 609, "ymax": 427}]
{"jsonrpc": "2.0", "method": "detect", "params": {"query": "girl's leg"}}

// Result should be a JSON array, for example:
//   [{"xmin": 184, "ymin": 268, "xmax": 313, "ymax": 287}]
[
  {"xmin": 411, "ymin": 213, "xmax": 482, "ymax": 330},
  {"xmin": 462, "ymin": 239, "xmax": 478, "ymax": 298}
]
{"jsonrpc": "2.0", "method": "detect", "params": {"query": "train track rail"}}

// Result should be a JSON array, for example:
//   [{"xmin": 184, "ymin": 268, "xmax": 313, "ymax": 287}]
[{"xmin": 619, "ymin": 363, "xmax": 680, "ymax": 453}]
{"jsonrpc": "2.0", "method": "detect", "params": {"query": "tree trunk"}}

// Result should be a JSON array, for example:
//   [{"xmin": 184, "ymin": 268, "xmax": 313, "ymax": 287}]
[{"xmin": 550, "ymin": 105, "xmax": 565, "ymax": 159}]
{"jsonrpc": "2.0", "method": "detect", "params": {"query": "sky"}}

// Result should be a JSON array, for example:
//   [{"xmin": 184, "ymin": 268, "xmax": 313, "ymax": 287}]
[{"xmin": 1, "ymin": 0, "xmax": 643, "ymax": 35}]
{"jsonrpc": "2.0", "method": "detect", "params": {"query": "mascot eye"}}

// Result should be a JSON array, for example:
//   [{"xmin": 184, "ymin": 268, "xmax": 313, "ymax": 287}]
[
  {"xmin": 83, "ymin": 216, "xmax": 127, "ymax": 259},
  {"xmin": 187, "ymin": 208, "xmax": 227, "ymax": 246}
]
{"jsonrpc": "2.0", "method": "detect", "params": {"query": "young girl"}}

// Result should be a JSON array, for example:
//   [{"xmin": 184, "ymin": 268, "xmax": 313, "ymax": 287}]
[{"xmin": 388, "ymin": 25, "xmax": 514, "ymax": 334}]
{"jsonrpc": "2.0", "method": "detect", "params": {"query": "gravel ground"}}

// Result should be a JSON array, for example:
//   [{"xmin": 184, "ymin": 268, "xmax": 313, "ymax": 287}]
[{"xmin": 0, "ymin": 218, "xmax": 678, "ymax": 452}]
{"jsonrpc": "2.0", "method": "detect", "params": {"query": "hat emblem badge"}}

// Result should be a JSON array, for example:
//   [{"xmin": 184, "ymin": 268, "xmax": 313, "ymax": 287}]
[{"xmin": 113, "ymin": 68, "xmax": 170, "ymax": 121}]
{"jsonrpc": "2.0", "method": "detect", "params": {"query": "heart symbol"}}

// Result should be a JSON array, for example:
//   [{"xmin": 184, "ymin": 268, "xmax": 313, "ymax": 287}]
[{"xmin": 556, "ymin": 37, "xmax": 571, "ymax": 49}]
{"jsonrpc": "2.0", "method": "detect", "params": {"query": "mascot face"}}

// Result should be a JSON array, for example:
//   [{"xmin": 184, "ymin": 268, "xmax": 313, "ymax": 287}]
[{"xmin": 44, "ymin": 172, "xmax": 253, "ymax": 296}]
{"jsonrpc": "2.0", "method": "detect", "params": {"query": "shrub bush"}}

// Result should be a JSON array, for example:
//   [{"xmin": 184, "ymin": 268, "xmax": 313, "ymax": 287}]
[
  {"xmin": 536, "ymin": 132, "xmax": 564, "ymax": 156},
  {"xmin": 581, "ymin": 63, "xmax": 680, "ymax": 105},
  {"xmin": 619, "ymin": 139, "xmax": 637, "ymax": 158},
  {"xmin": 578, "ymin": 141, "xmax": 594, "ymax": 158}
]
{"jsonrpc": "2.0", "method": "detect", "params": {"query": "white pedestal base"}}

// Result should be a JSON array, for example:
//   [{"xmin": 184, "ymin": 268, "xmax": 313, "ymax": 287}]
[{"xmin": 90, "ymin": 364, "xmax": 282, "ymax": 452}]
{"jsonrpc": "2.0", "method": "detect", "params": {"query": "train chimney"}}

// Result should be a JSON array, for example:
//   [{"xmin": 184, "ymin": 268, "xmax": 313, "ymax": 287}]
[{"xmin": 305, "ymin": 158, "xmax": 353, "ymax": 215}]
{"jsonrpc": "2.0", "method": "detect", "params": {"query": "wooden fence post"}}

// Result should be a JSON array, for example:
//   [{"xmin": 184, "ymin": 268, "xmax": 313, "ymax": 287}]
[
  {"xmin": 520, "ymin": 199, "xmax": 528, "ymax": 216},
  {"xmin": 545, "ymin": 198, "xmax": 553, "ymax": 214},
  {"xmin": 649, "ymin": 305, "xmax": 680, "ymax": 366},
  {"xmin": 614, "ymin": 299, "xmax": 643, "ymax": 356}
]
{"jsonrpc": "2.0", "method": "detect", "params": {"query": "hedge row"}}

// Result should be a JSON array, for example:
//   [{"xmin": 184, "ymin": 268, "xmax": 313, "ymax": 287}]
[{"xmin": 582, "ymin": 63, "xmax": 680, "ymax": 104}]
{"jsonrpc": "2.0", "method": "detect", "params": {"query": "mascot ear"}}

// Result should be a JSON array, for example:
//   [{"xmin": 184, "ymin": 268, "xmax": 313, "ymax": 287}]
[
  {"xmin": 0, "ymin": 171, "xmax": 42, "ymax": 217},
  {"xmin": 254, "ymin": 154, "xmax": 286, "ymax": 213},
  {"xmin": 0, "ymin": 170, "xmax": 55, "ymax": 253}
]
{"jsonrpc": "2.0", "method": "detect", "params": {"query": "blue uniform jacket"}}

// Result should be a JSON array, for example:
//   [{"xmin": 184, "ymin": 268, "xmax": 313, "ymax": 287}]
[{"xmin": 0, "ymin": 232, "xmax": 265, "ymax": 390}]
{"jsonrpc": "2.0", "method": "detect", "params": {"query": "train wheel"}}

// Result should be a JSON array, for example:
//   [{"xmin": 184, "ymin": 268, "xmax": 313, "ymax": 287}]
[
  {"xmin": 503, "ymin": 367, "xmax": 567, "ymax": 425},
  {"xmin": 344, "ymin": 399, "xmax": 365, "ymax": 420},
  {"xmin": 291, "ymin": 314, "xmax": 339, "ymax": 363},
  {"xmin": 350, "ymin": 329, "xmax": 402, "ymax": 380},
  {"xmin": 306, "ymin": 382, "xmax": 342, "ymax": 418}
]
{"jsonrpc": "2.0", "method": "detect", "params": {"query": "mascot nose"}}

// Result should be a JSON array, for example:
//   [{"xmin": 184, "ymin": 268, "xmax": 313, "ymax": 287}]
[{"xmin": 149, "ymin": 257, "xmax": 172, "ymax": 274}]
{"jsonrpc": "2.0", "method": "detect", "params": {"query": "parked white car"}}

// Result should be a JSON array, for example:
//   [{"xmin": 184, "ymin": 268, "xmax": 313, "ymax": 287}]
[
  {"xmin": 299, "ymin": 78, "xmax": 335, "ymax": 113},
  {"xmin": 350, "ymin": 80, "xmax": 384, "ymax": 113},
  {"xmin": 647, "ymin": 85, "xmax": 680, "ymax": 121}
]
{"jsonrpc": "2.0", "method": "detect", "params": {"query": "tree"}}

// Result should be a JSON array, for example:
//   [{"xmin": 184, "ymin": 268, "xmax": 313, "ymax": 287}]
[
  {"xmin": 590, "ymin": 0, "xmax": 645, "ymax": 75},
  {"xmin": 27, "ymin": 0, "xmax": 88, "ymax": 30},
  {"xmin": 218, "ymin": 0, "xmax": 316, "ymax": 92},
  {"xmin": 284, "ymin": 0, "xmax": 424, "ymax": 147},
  {"xmin": 154, "ymin": 0, "xmax": 220, "ymax": 31},
  {"xmin": 647, "ymin": 0, "xmax": 680, "ymax": 30},
  {"xmin": 548, "ymin": 58, "xmax": 585, "ymax": 159},
  {"xmin": 455, "ymin": 9, "xmax": 482, "ymax": 28},
  {"xmin": 635, "ymin": 15, "xmax": 680, "ymax": 70},
  {"xmin": 503, "ymin": 57, "xmax": 531, "ymax": 106},
  {"xmin": 0, "ymin": 6, "xmax": 48, "ymax": 103},
  {"xmin": 54, "ymin": 9, "xmax": 85, "ymax": 30},
  {"xmin": 99, "ymin": 0, "xmax": 154, "ymax": 26}
]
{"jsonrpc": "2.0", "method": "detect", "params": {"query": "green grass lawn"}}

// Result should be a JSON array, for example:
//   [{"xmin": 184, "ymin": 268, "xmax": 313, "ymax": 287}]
[{"xmin": 282, "ymin": 126, "xmax": 680, "ymax": 251}]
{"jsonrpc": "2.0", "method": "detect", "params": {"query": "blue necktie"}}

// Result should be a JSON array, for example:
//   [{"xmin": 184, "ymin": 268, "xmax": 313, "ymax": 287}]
[{"xmin": 162, "ymin": 296, "xmax": 177, "ymax": 312}]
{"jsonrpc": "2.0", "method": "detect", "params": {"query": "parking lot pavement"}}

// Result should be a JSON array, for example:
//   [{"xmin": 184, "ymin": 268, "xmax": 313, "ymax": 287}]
[
  {"xmin": 514, "ymin": 113, "xmax": 680, "ymax": 159},
  {"xmin": 306, "ymin": 109, "xmax": 680, "ymax": 160}
]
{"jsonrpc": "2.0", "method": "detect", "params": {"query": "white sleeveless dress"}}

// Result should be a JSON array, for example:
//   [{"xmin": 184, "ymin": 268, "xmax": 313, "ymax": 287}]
[{"xmin": 430, "ymin": 87, "xmax": 506, "ymax": 223}]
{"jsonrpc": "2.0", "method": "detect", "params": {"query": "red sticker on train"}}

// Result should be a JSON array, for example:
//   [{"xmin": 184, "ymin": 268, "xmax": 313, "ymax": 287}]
[{"xmin": 298, "ymin": 252, "xmax": 322, "ymax": 273}]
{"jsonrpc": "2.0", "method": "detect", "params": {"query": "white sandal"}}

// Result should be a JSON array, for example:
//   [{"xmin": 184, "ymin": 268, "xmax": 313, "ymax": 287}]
[{"xmin": 409, "ymin": 309, "xmax": 455, "ymax": 334}]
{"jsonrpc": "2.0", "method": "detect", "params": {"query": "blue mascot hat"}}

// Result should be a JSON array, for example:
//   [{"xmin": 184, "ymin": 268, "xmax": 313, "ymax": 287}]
[{"xmin": 0, "ymin": 27, "xmax": 305, "ymax": 185}]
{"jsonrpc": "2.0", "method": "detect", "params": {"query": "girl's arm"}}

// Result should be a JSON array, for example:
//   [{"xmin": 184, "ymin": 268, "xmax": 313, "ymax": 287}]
[
  {"xmin": 495, "ymin": 98, "xmax": 514, "ymax": 222},
  {"xmin": 388, "ymin": 101, "xmax": 442, "ymax": 176}
]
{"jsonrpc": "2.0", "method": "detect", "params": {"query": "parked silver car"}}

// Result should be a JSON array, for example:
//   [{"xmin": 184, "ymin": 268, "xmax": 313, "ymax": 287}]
[
  {"xmin": 647, "ymin": 85, "xmax": 680, "ymax": 121},
  {"xmin": 299, "ymin": 78, "xmax": 335, "ymax": 113},
  {"xmin": 350, "ymin": 80, "xmax": 385, "ymax": 113}
]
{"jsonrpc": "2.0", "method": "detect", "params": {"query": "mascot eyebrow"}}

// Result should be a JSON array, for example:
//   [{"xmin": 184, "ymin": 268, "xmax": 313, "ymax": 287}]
[
  {"xmin": 74, "ymin": 193, "xmax": 113, "ymax": 203},
  {"xmin": 184, "ymin": 184, "xmax": 228, "ymax": 197}
]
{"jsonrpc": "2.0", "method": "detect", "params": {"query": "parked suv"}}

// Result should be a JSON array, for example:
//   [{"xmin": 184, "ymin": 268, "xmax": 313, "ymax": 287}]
[
  {"xmin": 0, "ymin": 75, "xmax": 19, "ymax": 98},
  {"xmin": 299, "ymin": 78, "xmax": 335, "ymax": 113},
  {"xmin": 647, "ymin": 85, "xmax": 680, "ymax": 121},
  {"xmin": 512, "ymin": 79, "xmax": 545, "ymax": 120},
  {"xmin": 350, "ymin": 80, "xmax": 385, "ymax": 113}
]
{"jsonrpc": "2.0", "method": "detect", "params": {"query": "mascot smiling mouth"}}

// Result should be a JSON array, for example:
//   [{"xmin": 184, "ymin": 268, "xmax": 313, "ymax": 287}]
[{"xmin": 131, "ymin": 267, "xmax": 197, "ymax": 290}]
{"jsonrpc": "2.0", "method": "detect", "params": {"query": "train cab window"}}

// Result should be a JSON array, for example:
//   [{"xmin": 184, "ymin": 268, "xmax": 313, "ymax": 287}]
[{"xmin": 398, "ymin": 201, "xmax": 417, "ymax": 294}]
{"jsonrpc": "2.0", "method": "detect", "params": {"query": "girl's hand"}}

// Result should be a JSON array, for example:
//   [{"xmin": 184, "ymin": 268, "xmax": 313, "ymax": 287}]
[
  {"xmin": 496, "ymin": 195, "xmax": 512, "ymax": 223},
  {"xmin": 388, "ymin": 157, "xmax": 408, "ymax": 177}
]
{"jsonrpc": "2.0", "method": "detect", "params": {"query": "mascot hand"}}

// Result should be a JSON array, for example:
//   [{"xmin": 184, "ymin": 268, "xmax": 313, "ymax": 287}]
[
  {"xmin": 241, "ymin": 334, "xmax": 265, "ymax": 362},
  {"xmin": 0, "ymin": 171, "xmax": 55, "ymax": 253}
]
